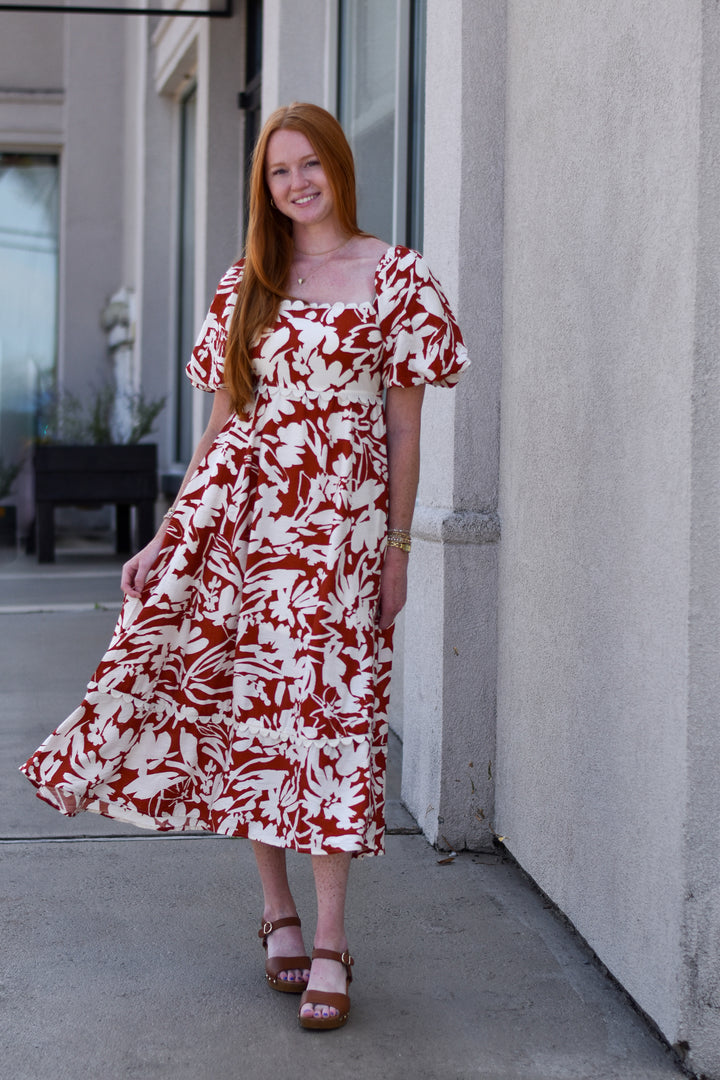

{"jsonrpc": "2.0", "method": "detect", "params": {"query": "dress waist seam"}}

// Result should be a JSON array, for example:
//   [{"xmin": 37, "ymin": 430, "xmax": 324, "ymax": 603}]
[{"xmin": 255, "ymin": 385, "xmax": 381, "ymax": 403}]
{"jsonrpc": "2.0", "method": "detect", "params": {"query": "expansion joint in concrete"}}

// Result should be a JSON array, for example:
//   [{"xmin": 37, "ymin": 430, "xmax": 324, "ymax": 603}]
[{"xmin": 412, "ymin": 505, "xmax": 501, "ymax": 545}]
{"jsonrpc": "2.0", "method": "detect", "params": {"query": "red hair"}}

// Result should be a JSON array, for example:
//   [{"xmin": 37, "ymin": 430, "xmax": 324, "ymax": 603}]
[{"xmin": 224, "ymin": 103, "xmax": 364, "ymax": 414}]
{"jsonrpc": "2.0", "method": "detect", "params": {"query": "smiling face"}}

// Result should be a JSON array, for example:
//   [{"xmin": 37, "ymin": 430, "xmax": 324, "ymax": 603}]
[{"xmin": 264, "ymin": 129, "xmax": 339, "ymax": 230}]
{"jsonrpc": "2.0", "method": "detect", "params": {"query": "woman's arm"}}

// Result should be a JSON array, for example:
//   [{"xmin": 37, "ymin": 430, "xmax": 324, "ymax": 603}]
[
  {"xmin": 121, "ymin": 388, "xmax": 234, "ymax": 598},
  {"xmin": 377, "ymin": 383, "xmax": 425, "ymax": 629}
]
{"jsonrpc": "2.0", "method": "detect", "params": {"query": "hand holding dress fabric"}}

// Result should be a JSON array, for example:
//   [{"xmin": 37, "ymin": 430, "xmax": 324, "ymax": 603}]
[{"xmin": 121, "ymin": 535, "xmax": 166, "ymax": 598}]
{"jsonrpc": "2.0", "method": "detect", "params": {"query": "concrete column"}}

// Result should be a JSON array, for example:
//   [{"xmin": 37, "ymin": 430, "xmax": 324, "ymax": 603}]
[
  {"xmin": 400, "ymin": 0, "xmax": 505, "ymax": 850},
  {"xmin": 60, "ymin": 13, "xmax": 126, "ymax": 394},
  {"xmin": 132, "ymin": 15, "xmax": 175, "ymax": 470}
]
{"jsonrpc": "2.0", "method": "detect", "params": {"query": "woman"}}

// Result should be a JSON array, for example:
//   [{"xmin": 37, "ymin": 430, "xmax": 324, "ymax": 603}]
[{"xmin": 21, "ymin": 103, "xmax": 468, "ymax": 1030}]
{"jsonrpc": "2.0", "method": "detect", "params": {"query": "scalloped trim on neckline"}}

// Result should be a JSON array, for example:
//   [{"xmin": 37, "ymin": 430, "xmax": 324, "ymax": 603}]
[{"xmin": 282, "ymin": 244, "xmax": 405, "ymax": 310}]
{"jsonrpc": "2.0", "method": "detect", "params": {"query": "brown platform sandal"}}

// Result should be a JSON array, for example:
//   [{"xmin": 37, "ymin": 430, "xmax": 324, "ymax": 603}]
[
  {"xmin": 258, "ymin": 916, "xmax": 311, "ymax": 994},
  {"xmin": 298, "ymin": 947, "xmax": 354, "ymax": 1031}
]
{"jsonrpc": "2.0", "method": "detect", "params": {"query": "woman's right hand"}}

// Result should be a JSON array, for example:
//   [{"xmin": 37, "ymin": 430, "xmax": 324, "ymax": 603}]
[{"xmin": 121, "ymin": 534, "xmax": 166, "ymax": 599}]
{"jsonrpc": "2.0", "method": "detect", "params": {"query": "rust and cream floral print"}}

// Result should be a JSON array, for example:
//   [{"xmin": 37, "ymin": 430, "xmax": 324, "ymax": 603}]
[{"xmin": 22, "ymin": 247, "xmax": 469, "ymax": 857}]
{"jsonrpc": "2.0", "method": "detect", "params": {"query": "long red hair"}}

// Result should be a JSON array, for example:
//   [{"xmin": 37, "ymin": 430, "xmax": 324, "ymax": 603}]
[{"xmin": 224, "ymin": 103, "xmax": 364, "ymax": 414}]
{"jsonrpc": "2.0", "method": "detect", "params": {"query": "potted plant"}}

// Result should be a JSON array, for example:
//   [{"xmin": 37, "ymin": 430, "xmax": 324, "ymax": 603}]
[
  {"xmin": 33, "ymin": 384, "xmax": 166, "ymax": 562},
  {"xmin": 0, "ymin": 455, "xmax": 22, "ymax": 547}
]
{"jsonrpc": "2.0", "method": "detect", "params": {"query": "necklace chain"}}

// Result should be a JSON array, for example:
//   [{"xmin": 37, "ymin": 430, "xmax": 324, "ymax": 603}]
[
  {"xmin": 295, "ymin": 239, "xmax": 348, "ymax": 257},
  {"xmin": 294, "ymin": 237, "xmax": 350, "ymax": 286}
]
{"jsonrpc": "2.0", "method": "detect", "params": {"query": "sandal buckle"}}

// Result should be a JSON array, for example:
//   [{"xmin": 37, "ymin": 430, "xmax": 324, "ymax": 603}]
[{"xmin": 262, "ymin": 920, "xmax": 274, "ymax": 936}]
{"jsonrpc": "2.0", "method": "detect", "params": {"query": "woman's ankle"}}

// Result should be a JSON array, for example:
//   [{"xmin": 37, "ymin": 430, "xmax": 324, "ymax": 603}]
[
  {"xmin": 312, "ymin": 930, "xmax": 348, "ymax": 953},
  {"xmin": 262, "ymin": 905, "xmax": 299, "ymax": 923}
]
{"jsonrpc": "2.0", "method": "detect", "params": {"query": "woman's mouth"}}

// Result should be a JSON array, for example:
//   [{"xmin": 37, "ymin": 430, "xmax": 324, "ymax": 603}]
[{"xmin": 293, "ymin": 193, "xmax": 319, "ymax": 206}]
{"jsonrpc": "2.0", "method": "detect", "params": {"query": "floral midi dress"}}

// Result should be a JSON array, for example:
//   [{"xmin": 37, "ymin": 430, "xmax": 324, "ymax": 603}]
[{"xmin": 21, "ymin": 246, "xmax": 468, "ymax": 856}]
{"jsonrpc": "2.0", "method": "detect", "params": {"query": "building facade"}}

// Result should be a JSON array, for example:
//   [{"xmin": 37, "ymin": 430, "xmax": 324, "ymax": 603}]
[{"xmin": 0, "ymin": 1, "xmax": 718, "ymax": 1076}]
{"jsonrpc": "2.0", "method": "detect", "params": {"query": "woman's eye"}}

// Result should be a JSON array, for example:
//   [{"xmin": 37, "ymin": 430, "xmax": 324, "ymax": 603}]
[{"xmin": 305, "ymin": 160, "xmax": 320, "ymax": 168}]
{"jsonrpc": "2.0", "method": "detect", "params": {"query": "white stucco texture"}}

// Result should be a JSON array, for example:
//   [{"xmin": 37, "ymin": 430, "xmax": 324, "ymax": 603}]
[{"xmin": 496, "ymin": 0, "xmax": 710, "ymax": 1052}]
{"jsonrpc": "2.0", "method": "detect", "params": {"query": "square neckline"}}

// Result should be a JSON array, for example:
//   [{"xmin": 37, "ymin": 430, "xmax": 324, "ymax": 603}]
[{"xmin": 280, "ymin": 244, "xmax": 401, "ymax": 311}]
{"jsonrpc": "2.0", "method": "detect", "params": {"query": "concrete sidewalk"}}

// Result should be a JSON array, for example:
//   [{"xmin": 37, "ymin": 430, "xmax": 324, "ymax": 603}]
[{"xmin": 1, "ymin": 547, "xmax": 687, "ymax": 1080}]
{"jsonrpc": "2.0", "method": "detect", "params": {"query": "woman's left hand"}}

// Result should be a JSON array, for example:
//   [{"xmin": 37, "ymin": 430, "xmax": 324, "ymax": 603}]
[{"xmin": 377, "ymin": 546, "xmax": 409, "ymax": 629}]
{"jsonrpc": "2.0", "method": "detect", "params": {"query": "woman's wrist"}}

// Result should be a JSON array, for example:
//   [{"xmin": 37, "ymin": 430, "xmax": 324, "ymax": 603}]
[
  {"xmin": 386, "ymin": 527, "xmax": 412, "ymax": 554},
  {"xmin": 153, "ymin": 507, "xmax": 176, "ymax": 543}
]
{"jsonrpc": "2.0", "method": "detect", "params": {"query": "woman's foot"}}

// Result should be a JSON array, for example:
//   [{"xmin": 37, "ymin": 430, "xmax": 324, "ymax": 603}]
[
  {"xmin": 299, "ymin": 947, "xmax": 353, "ymax": 1026},
  {"xmin": 260, "ymin": 915, "xmax": 311, "ymax": 992}
]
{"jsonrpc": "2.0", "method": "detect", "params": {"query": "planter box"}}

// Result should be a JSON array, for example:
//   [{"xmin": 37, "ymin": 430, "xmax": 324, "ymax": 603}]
[{"xmin": 34, "ymin": 444, "xmax": 158, "ymax": 562}]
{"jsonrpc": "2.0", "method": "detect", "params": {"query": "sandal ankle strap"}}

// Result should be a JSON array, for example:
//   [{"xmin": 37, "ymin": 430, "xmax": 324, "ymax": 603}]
[
  {"xmin": 311, "ymin": 947, "xmax": 354, "ymax": 972},
  {"xmin": 258, "ymin": 915, "xmax": 301, "ymax": 941}
]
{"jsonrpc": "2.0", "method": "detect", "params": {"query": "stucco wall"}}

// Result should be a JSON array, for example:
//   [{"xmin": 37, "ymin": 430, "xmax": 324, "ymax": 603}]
[
  {"xmin": 262, "ymin": 0, "xmax": 335, "ymax": 116},
  {"xmin": 680, "ymin": 4, "xmax": 720, "ymax": 1071},
  {"xmin": 496, "ymin": 0, "xmax": 712, "ymax": 1055}
]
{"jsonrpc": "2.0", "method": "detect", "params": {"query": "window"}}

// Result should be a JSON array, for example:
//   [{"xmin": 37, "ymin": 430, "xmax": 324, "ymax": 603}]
[
  {"xmin": 0, "ymin": 153, "xmax": 59, "ymax": 462},
  {"xmin": 338, "ymin": 0, "xmax": 426, "ymax": 249},
  {"xmin": 240, "ymin": 0, "xmax": 263, "ymax": 239}
]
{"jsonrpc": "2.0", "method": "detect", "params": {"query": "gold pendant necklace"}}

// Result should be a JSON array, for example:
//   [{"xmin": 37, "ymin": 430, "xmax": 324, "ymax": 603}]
[{"xmin": 295, "ymin": 237, "xmax": 350, "ymax": 286}]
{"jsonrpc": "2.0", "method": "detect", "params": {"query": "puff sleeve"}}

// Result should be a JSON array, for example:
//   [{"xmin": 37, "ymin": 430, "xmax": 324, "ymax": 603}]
[
  {"xmin": 375, "ymin": 246, "xmax": 470, "ymax": 389},
  {"xmin": 185, "ymin": 260, "xmax": 244, "ymax": 392}
]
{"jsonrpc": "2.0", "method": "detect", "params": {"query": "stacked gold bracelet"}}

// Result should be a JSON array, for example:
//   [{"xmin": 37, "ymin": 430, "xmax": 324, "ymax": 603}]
[{"xmin": 386, "ymin": 528, "xmax": 412, "ymax": 553}]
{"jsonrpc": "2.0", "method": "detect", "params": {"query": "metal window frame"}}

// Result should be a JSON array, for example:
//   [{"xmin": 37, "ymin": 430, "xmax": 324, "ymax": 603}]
[
  {"xmin": 0, "ymin": 1, "xmax": 231, "ymax": 16},
  {"xmin": 237, "ymin": 0, "xmax": 263, "ymax": 240},
  {"xmin": 173, "ymin": 80, "xmax": 197, "ymax": 464},
  {"xmin": 405, "ymin": 0, "xmax": 426, "ymax": 250}
]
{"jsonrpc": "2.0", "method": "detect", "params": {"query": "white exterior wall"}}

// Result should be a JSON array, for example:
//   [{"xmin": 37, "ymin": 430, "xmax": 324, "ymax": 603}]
[
  {"xmin": 262, "ymin": 0, "xmax": 336, "ymax": 116},
  {"xmin": 60, "ymin": 15, "xmax": 126, "ymax": 395},
  {"xmin": 496, "ymin": 1, "xmax": 720, "ymax": 1072},
  {"xmin": 684, "ymin": 8, "xmax": 720, "ymax": 1069}
]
